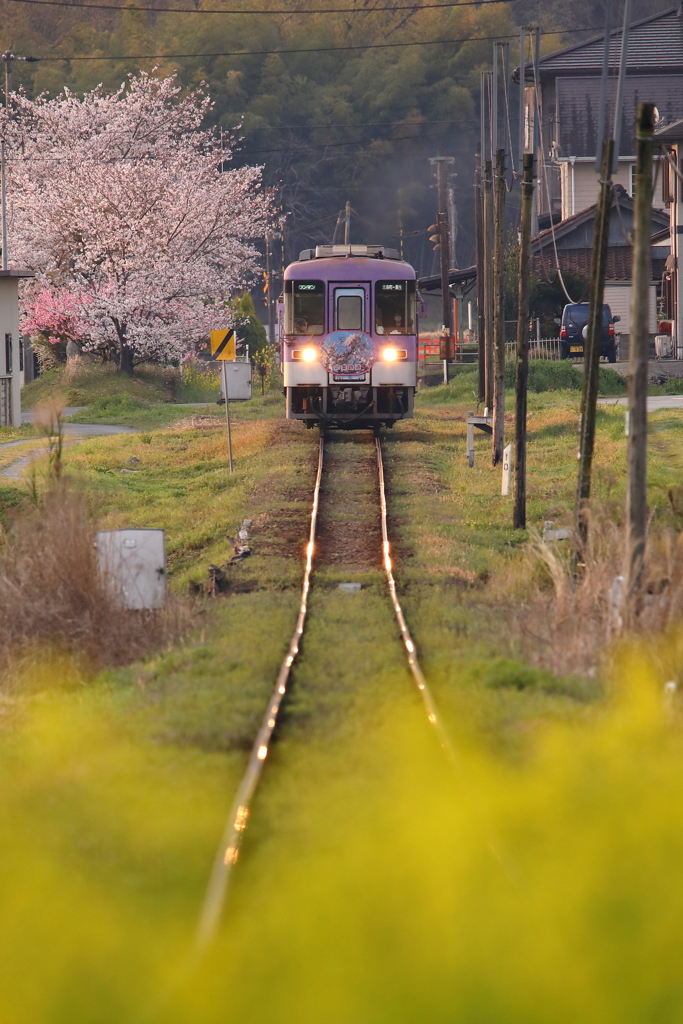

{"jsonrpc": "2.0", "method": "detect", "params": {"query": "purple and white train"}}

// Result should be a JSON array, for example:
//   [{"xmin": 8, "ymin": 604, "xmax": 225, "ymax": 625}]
[{"xmin": 279, "ymin": 244, "xmax": 422, "ymax": 429}]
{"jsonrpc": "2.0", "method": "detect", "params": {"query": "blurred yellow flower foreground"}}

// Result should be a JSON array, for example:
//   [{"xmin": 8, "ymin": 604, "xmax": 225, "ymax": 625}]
[{"xmin": 1, "ymin": 645, "xmax": 682, "ymax": 1024}]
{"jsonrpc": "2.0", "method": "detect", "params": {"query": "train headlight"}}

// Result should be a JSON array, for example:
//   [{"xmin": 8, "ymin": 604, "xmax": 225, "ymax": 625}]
[
  {"xmin": 301, "ymin": 347, "xmax": 317, "ymax": 362},
  {"xmin": 382, "ymin": 347, "xmax": 398, "ymax": 361}
]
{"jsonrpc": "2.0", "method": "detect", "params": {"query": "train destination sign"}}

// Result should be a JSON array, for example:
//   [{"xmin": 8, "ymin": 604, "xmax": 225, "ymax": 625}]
[{"xmin": 210, "ymin": 329, "xmax": 236, "ymax": 361}]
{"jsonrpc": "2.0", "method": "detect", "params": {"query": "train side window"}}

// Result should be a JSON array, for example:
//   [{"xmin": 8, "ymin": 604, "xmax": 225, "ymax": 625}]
[
  {"xmin": 375, "ymin": 281, "xmax": 415, "ymax": 335},
  {"xmin": 335, "ymin": 288, "xmax": 364, "ymax": 330},
  {"xmin": 284, "ymin": 280, "xmax": 325, "ymax": 335}
]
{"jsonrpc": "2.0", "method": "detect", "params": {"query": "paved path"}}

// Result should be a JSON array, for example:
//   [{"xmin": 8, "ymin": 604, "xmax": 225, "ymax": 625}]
[
  {"xmin": 21, "ymin": 407, "xmax": 137, "ymax": 436},
  {"xmin": 21, "ymin": 406, "xmax": 87, "ymax": 423},
  {"xmin": 1, "ymin": 414, "xmax": 138, "ymax": 479},
  {"xmin": 4, "ymin": 401, "xmax": 214, "ymax": 478},
  {"xmin": 0, "ymin": 449, "xmax": 50, "ymax": 479},
  {"xmin": 598, "ymin": 396, "xmax": 683, "ymax": 411}
]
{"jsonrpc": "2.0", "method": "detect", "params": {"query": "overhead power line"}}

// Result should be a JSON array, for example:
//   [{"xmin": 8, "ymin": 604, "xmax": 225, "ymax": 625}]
[
  {"xmin": 241, "ymin": 125, "xmax": 474, "ymax": 155},
  {"xmin": 239, "ymin": 116, "xmax": 478, "ymax": 132},
  {"xmin": 5, "ymin": 0, "xmax": 518, "ymax": 14},
  {"xmin": 30, "ymin": 24, "xmax": 606, "ymax": 61}
]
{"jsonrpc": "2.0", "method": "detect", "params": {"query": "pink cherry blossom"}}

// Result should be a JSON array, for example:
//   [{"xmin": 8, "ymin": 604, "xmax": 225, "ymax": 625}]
[
  {"xmin": 3, "ymin": 72, "xmax": 271, "ymax": 372},
  {"xmin": 21, "ymin": 288, "xmax": 89, "ymax": 345}
]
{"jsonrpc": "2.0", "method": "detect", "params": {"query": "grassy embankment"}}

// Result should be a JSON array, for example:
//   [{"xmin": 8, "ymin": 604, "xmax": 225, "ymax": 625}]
[{"xmin": 0, "ymin": 362, "xmax": 682, "ymax": 1019}]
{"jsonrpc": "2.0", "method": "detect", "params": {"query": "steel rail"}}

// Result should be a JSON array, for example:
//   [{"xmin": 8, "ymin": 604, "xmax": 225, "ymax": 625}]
[
  {"xmin": 195, "ymin": 432, "xmax": 325, "ymax": 951},
  {"xmin": 375, "ymin": 435, "xmax": 455, "ymax": 759}
]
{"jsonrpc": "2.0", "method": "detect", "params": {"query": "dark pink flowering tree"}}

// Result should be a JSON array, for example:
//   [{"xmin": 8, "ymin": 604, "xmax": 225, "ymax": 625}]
[
  {"xmin": 22, "ymin": 288, "xmax": 88, "ymax": 347},
  {"xmin": 6, "ymin": 73, "xmax": 271, "ymax": 373}
]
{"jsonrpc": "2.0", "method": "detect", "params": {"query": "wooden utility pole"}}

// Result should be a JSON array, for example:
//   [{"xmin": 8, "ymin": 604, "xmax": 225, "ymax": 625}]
[
  {"xmin": 514, "ymin": 153, "xmax": 534, "ymax": 528},
  {"xmin": 492, "ymin": 147, "xmax": 506, "ymax": 465},
  {"xmin": 626, "ymin": 103, "xmax": 655, "ymax": 594},
  {"xmin": 483, "ymin": 159, "xmax": 494, "ymax": 410},
  {"xmin": 474, "ymin": 153, "xmax": 486, "ymax": 404},
  {"xmin": 575, "ymin": 138, "xmax": 614, "ymax": 555}
]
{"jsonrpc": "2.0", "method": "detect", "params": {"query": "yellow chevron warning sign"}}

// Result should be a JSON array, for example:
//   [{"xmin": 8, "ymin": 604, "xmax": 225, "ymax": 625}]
[{"xmin": 210, "ymin": 329, "xmax": 236, "ymax": 361}]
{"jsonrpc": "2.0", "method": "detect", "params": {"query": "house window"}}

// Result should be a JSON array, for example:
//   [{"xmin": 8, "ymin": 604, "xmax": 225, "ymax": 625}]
[{"xmin": 630, "ymin": 160, "xmax": 663, "ymax": 200}]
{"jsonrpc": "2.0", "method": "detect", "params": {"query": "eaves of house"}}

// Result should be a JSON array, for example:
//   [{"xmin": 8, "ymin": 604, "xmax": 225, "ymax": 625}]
[
  {"xmin": 530, "ymin": 190, "xmax": 669, "ymax": 283},
  {"xmin": 515, "ymin": 8, "xmax": 683, "ymax": 80}
]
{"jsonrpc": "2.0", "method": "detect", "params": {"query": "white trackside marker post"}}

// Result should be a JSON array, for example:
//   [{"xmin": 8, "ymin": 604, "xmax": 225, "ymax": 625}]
[
  {"xmin": 222, "ymin": 361, "xmax": 234, "ymax": 474},
  {"xmin": 501, "ymin": 443, "xmax": 511, "ymax": 495}
]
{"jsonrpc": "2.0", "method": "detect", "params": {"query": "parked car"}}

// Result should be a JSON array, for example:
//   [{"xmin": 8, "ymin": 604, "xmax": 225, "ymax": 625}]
[{"xmin": 555, "ymin": 303, "xmax": 620, "ymax": 362}]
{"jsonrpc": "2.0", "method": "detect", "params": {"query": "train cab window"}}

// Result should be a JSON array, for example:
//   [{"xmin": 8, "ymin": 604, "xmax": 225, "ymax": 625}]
[
  {"xmin": 335, "ymin": 288, "xmax": 365, "ymax": 331},
  {"xmin": 375, "ymin": 280, "xmax": 416, "ymax": 335},
  {"xmin": 284, "ymin": 280, "xmax": 325, "ymax": 335}
]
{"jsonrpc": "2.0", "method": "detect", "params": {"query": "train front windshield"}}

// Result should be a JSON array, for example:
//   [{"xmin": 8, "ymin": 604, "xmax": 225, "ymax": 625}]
[
  {"xmin": 284, "ymin": 280, "xmax": 325, "ymax": 335},
  {"xmin": 375, "ymin": 281, "xmax": 416, "ymax": 335}
]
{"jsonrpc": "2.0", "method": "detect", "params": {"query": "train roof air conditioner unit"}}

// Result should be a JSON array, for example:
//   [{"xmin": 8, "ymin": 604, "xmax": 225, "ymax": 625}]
[{"xmin": 297, "ymin": 244, "xmax": 400, "ymax": 261}]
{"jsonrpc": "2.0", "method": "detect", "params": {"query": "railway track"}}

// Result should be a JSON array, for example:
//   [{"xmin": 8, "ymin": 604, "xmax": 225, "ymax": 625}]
[{"xmin": 195, "ymin": 429, "xmax": 452, "ymax": 950}]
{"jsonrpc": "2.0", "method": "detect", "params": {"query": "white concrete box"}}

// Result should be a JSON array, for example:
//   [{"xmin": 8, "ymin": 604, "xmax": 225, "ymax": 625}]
[
  {"xmin": 655, "ymin": 334, "xmax": 674, "ymax": 359},
  {"xmin": 222, "ymin": 361, "xmax": 252, "ymax": 401},
  {"xmin": 96, "ymin": 529, "xmax": 167, "ymax": 610}
]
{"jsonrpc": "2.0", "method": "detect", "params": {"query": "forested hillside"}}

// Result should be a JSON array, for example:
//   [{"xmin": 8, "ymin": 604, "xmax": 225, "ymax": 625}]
[{"xmin": 0, "ymin": 0, "xmax": 674, "ymax": 280}]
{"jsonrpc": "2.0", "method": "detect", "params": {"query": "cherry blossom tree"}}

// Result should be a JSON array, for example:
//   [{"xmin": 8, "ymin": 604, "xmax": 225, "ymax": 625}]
[
  {"xmin": 22, "ymin": 288, "xmax": 89, "ymax": 347},
  {"xmin": 5, "ymin": 73, "xmax": 271, "ymax": 372}
]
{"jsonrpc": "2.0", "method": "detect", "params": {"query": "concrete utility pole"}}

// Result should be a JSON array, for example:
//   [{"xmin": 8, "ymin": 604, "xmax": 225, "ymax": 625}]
[
  {"xmin": 514, "ymin": 153, "xmax": 534, "ymax": 529},
  {"xmin": 474, "ymin": 152, "xmax": 486, "ymax": 404},
  {"xmin": 344, "ymin": 200, "xmax": 351, "ymax": 245},
  {"xmin": 575, "ymin": 138, "xmax": 614, "ymax": 555},
  {"xmin": 626, "ymin": 103, "xmax": 655, "ymax": 595},
  {"xmin": 611, "ymin": 0, "xmax": 633, "ymax": 174},
  {"xmin": 448, "ymin": 179, "xmax": 457, "ymax": 268},
  {"xmin": 430, "ymin": 156, "xmax": 455, "ymax": 383},
  {"xmin": 483, "ymin": 158, "xmax": 494, "ymax": 409},
  {"xmin": 518, "ymin": 27, "xmax": 526, "ymax": 172},
  {"xmin": 492, "ymin": 147, "xmax": 506, "ymax": 465},
  {"xmin": 531, "ymin": 26, "xmax": 541, "ymax": 237}
]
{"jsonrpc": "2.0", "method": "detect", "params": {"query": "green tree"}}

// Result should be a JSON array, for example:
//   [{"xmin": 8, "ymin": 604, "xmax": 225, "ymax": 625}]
[
  {"xmin": 529, "ymin": 271, "xmax": 589, "ymax": 337},
  {"xmin": 233, "ymin": 291, "xmax": 268, "ymax": 357}
]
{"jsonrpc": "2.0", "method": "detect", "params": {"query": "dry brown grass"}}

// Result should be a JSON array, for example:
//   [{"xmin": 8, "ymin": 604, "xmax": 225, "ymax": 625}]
[
  {"xmin": 507, "ymin": 514, "xmax": 683, "ymax": 678},
  {"xmin": 0, "ymin": 481, "xmax": 195, "ymax": 689}
]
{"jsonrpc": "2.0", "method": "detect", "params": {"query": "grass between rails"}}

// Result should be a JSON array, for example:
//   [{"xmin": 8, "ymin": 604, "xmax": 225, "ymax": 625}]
[{"xmin": 0, "ymin": 378, "xmax": 682, "ymax": 1018}]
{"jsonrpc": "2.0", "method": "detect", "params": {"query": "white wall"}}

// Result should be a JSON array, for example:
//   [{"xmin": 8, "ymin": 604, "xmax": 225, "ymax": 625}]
[
  {"xmin": 0, "ymin": 277, "xmax": 22, "ymax": 426},
  {"xmin": 561, "ymin": 160, "xmax": 666, "ymax": 217},
  {"xmin": 603, "ymin": 283, "xmax": 657, "ymax": 335}
]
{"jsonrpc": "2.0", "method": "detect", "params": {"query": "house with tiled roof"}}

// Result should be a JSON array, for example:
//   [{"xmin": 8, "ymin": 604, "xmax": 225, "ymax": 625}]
[
  {"xmin": 530, "ymin": 188, "xmax": 669, "ymax": 339},
  {"xmin": 654, "ymin": 118, "xmax": 683, "ymax": 355},
  {"xmin": 516, "ymin": 7, "xmax": 683, "ymax": 219}
]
